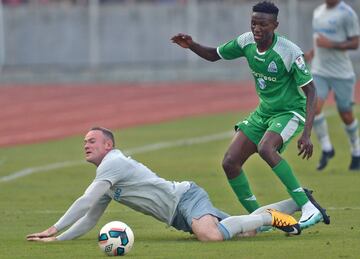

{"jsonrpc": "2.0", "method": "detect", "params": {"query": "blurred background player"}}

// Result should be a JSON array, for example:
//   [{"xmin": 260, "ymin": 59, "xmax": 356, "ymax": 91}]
[
  {"xmin": 171, "ymin": 1, "xmax": 329, "ymax": 229},
  {"xmin": 305, "ymin": 0, "xmax": 360, "ymax": 171},
  {"xmin": 27, "ymin": 127, "xmax": 302, "ymax": 243}
]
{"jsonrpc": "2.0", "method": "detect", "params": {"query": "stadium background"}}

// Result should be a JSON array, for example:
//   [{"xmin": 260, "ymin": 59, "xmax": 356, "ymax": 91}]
[
  {"xmin": 0, "ymin": 1, "xmax": 360, "ymax": 258},
  {"xmin": 0, "ymin": 0, "xmax": 359, "ymax": 147},
  {"xmin": 0, "ymin": 0, "xmax": 359, "ymax": 83}
]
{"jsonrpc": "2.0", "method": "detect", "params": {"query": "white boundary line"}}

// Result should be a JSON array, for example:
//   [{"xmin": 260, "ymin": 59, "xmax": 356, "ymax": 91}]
[
  {"xmin": 0, "ymin": 131, "xmax": 233, "ymax": 183},
  {"xmin": 0, "ymin": 109, "xmax": 341, "ymax": 183}
]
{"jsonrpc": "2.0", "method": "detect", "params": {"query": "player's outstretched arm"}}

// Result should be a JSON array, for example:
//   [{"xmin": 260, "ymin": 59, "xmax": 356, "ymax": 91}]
[
  {"xmin": 171, "ymin": 33, "xmax": 221, "ymax": 62},
  {"xmin": 52, "ymin": 180, "xmax": 111, "ymax": 232},
  {"xmin": 26, "ymin": 181, "xmax": 111, "ymax": 242},
  {"xmin": 55, "ymin": 196, "xmax": 111, "ymax": 241}
]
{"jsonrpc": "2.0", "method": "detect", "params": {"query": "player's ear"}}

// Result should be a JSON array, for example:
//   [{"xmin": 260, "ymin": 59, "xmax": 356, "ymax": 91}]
[
  {"xmin": 273, "ymin": 20, "xmax": 279, "ymax": 29},
  {"xmin": 105, "ymin": 139, "xmax": 113, "ymax": 150}
]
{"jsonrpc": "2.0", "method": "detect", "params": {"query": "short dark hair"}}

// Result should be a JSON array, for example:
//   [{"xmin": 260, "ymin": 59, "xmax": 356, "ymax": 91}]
[
  {"xmin": 90, "ymin": 126, "xmax": 115, "ymax": 147},
  {"xmin": 253, "ymin": 1, "xmax": 279, "ymax": 17}
]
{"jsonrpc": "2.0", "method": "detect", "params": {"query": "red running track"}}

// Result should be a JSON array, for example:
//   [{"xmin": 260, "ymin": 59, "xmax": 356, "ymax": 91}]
[{"xmin": 0, "ymin": 81, "xmax": 358, "ymax": 147}]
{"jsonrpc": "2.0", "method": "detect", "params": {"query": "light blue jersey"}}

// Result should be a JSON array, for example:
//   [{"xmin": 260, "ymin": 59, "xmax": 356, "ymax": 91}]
[
  {"xmin": 312, "ymin": 1, "xmax": 360, "ymax": 78},
  {"xmin": 95, "ymin": 149, "xmax": 190, "ymax": 225}
]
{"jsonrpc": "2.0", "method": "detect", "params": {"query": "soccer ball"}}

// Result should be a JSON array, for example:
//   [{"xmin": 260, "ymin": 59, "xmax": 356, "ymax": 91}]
[{"xmin": 98, "ymin": 221, "xmax": 134, "ymax": 256}]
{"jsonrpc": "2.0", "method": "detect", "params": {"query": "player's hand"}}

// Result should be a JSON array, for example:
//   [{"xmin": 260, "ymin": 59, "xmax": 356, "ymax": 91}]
[
  {"xmin": 26, "ymin": 226, "xmax": 58, "ymax": 239},
  {"xmin": 297, "ymin": 134, "xmax": 313, "ymax": 160},
  {"xmin": 171, "ymin": 33, "xmax": 193, "ymax": 48},
  {"xmin": 316, "ymin": 34, "xmax": 333, "ymax": 49},
  {"xmin": 27, "ymin": 236, "xmax": 57, "ymax": 242}
]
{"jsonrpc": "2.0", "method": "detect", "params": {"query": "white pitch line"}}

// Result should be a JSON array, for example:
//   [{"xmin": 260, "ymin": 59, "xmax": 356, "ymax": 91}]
[{"xmin": 0, "ymin": 131, "xmax": 233, "ymax": 183}]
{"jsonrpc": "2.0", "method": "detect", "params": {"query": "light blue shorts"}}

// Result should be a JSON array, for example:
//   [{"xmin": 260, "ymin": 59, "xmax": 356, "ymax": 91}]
[
  {"xmin": 313, "ymin": 75, "xmax": 356, "ymax": 112},
  {"xmin": 171, "ymin": 182, "xmax": 230, "ymax": 233}
]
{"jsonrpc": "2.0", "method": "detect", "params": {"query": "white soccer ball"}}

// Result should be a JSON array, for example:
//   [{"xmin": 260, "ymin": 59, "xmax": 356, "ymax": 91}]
[{"xmin": 98, "ymin": 221, "xmax": 134, "ymax": 256}]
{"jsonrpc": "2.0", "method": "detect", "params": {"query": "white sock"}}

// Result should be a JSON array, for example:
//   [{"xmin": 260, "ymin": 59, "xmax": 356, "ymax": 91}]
[
  {"xmin": 251, "ymin": 199, "xmax": 300, "ymax": 215},
  {"xmin": 219, "ymin": 214, "xmax": 270, "ymax": 239},
  {"xmin": 314, "ymin": 113, "xmax": 333, "ymax": 151},
  {"xmin": 345, "ymin": 119, "xmax": 360, "ymax": 157}
]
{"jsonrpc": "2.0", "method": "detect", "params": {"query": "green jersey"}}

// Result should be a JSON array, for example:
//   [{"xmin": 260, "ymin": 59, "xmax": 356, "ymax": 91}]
[{"xmin": 217, "ymin": 32, "xmax": 313, "ymax": 121}]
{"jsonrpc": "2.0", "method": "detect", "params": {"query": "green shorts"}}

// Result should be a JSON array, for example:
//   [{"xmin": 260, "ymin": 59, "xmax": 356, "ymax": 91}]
[{"xmin": 235, "ymin": 111, "xmax": 304, "ymax": 153}]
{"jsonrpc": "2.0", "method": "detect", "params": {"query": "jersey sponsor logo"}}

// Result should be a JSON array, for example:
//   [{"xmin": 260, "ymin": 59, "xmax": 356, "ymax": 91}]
[
  {"xmin": 254, "ymin": 56, "xmax": 266, "ymax": 62},
  {"xmin": 295, "ymin": 56, "xmax": 306, "ymax": 70},
  {"xmin": 257, "ymin": 78, "xmax": 266, "ymax": 89},
  {"xmin": 275, "ymin": 122, "xmax": 282, "ymax": 128},
  {"xmin": 114, "ymin": 188, "xmax": 122, "ymax": 201},
  {"xmin": 242, "ymin": 120, "xmax": 249, "ymax": 125},
  {"xmin": 251, "ymin": 70, "xmax": 276, "ymax": 82},
  {"xmin": 267, "ymin": 61, "xmax": 278, "ymax": 73}
]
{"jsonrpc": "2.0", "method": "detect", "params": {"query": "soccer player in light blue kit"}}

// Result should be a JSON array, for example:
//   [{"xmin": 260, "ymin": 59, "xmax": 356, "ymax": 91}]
[
  {"xmin": 305, "ymin": 0, "xmax": 360, "ymax": 170},
  {"xmin": 27, "ymin": 127, "xmax": 302, "ymax": 243}
]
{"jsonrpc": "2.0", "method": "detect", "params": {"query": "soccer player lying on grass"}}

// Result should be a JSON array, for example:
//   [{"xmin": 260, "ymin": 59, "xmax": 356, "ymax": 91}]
[{"xmin": 27, "ymin": 127, "xmax": 324, "ymax": 242}]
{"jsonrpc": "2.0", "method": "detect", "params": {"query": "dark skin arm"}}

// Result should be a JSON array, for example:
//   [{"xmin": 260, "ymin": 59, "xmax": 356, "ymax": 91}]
[
  {"xmin": 171, "ymin": 33, "xmax": 221, "ymax": 62},
  {"xmin": 297, "ymin": 81, "xmax": 317, "ymax": 159}
]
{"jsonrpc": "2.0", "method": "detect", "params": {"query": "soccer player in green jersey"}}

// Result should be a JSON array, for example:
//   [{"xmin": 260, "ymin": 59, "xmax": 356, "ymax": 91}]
[{"xmin": 171, "ymin": 1, "xmax": 330, "ymax": 230}]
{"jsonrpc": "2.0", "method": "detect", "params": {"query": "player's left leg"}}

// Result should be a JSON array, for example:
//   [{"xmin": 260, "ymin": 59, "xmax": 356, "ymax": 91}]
[
  {"xmin": 257, "ymin": 114, "xmax": 328, "ymax": 229},
  {"xmin": 176, "ymin": 182, "xmax": 266, "ymax": 241},
  {"xmin": 333, "ymin": 76, "xmax": 360, "ymax": 170},
  {"xmin": 192, "ymin": 210, "xmax": 301, "ymax": 241},
  {"xmin": 192, "ymin": 215, "xmax": 224, "ymax": 241}
]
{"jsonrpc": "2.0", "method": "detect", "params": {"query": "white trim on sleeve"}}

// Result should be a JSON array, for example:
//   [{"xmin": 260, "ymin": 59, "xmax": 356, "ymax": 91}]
[{"xmin": 216, "ymin": 47, "xmax": 224, "ymax": 59}]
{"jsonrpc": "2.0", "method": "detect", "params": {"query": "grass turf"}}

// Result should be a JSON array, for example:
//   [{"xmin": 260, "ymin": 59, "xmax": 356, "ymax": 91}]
[{"xmin": 0, "ymin": 109, "xmax": 359, "ymax": 258}]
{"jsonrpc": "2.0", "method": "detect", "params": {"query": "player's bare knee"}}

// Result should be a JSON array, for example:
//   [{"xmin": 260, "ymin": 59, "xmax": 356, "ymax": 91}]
[
  {"xmin": 196, "ymin": 229, "xmax": 223, "ymax": 242},
  {"xmin": 258, "ymin": 144, "xmax": 272, "ymax": 160},
  {"xmin": 339, "ymin": 111, "xmax": 354, "ymax": 124},
  {"xmin": 192, "ymin": 215, "xmax": 224, "ymax": 242},
  {"xmin": 222, "ymin": 154, "xmax": 241, "ymax": 177}
]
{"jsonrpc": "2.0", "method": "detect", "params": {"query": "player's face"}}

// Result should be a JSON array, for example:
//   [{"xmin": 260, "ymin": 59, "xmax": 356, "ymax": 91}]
[
  {"xmin": 251, "ymin": 12, "xmax": 278, "ymax": 50},
  {"xmin": 84, "ymin": 130, "xmax": 113, "ymax": 166}
]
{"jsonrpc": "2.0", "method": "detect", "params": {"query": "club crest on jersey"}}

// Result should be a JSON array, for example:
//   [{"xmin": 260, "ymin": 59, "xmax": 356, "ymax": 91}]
[
  {"xmin": 295, "ymin": 56, "xmax": 306, "ymax": 70},
  {"xmin": 267, "ymin": 61, "xmax": 277, "ymax": 73},
  {"xmin": 257, "ymin": 78, "xmax": 266, "ymax": 89}
]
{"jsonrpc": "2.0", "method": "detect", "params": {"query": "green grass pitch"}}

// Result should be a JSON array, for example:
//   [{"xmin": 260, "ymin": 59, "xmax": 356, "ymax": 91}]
[{"xmin": 0, "ymin": 109, "xmax": 359, "ymax": 258}]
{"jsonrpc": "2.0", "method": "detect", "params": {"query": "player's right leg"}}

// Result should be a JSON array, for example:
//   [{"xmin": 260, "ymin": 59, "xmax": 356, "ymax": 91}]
[
  {"xmin": 251, "ymin": 198, "xmax": 300, "ymax": 215},
  {"xmin": 222, "ymin": 128, "xmax": 259, "ymax": 213}
]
